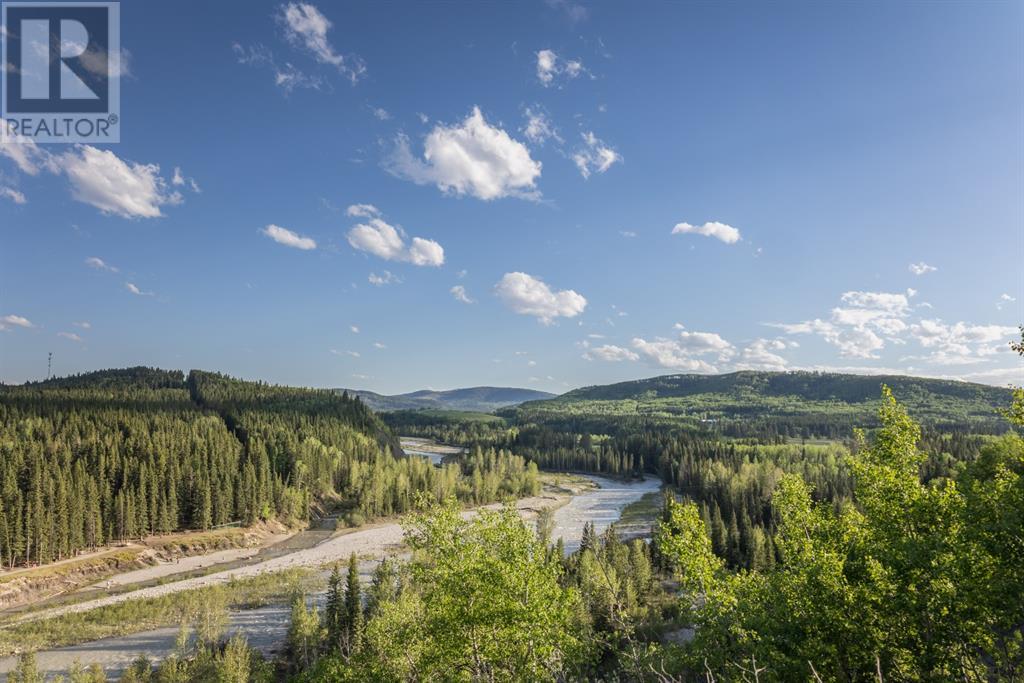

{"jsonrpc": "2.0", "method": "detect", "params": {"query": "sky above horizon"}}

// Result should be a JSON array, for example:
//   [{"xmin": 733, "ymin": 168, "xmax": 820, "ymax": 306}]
[{"xmin": 1, "ymin": 0, "xmax": 1022, "ymax": 394}]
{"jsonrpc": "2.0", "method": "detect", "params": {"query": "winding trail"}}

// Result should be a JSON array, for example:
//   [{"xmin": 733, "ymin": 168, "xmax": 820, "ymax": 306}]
[{"xmin": 0, "ymin": 475, "xmax": 660, "ymax": 681}]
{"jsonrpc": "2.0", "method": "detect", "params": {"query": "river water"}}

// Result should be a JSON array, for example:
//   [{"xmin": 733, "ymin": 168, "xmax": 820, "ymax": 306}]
[{"xmin": 0, "ymin": 475, "xmax": 661, "ymax": 681}]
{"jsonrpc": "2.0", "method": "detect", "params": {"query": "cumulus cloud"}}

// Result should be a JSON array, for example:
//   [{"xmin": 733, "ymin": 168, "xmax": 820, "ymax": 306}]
[
  {"xmin": 584, "ymin": 344, "xmax": 638, "ymax": 362},
  {"xmin": 1, "ymin": 314, "xmax": 34, "ymax": 330},
  {"xmin": 631, "ymin": 338, "xmax": 719, "ymax": 373},
  {"xmin": 450, "ymin": 285, "xmax": 475, "ymax": 304},
  {"xmin": 346, "ymin": 203, "xmax": 380, "ymax": 218},
  {"xmin": 997, "ymin": 293, "xmax": 1016, "ymax": 310},
  {"xmin": 278, "ymin": 2, "xmax": 365, "ymax": 83},
  {"xmin": 627, "ymin": 324, "xmax": 736, "ymax": 372},
  {"xmin": 3, "ymin": 137, "xmax": 182, "ymax": 218},
  {"xmin": 572, "ymin": 131, "xmax": 620, "ymax": 179},
  {"xmin": 495, "ymin": 272, "xmax": 587, "ymax": 324},
  {"xmin": 388, "ymin": 107, "xmax": 542, "ymax": 200},
  {"xmin": 736, "ymin": 338, "xmax": 791, "ymax": 371},
  {"xmin": 59, "ymin": 146, "xmax": 181, "ymax": 218},
  {"xmin": 85, "ymin": 256, "xmax": 118, "ymax": 272},
  {"xmin": 262, "ymin": 224, "xmax": 317, "ymax": 250},
  {"xmin": 0, "ymin": 186, "xmax": 25, "ymax": 204},
  {"xmin": 535, "ymin": 49, "xmax": 587, "ymax": 87},
  {"xmin": 57, "ymin": 331, "xmax": 83, "ymax": 342},
  {"xmin": 773, "ymin": 288, "xmax": 1017, "ymax": 368},
  {"xmin": 671, "ymin": 221, "xmax": 741, "ymax": 244},
  {"xmin": 346, "ymin": 211, "xmax": 444, "ymax": 267},
  {"xmin": 907, "ymin": 319, "xmax": 1018, "ymax": 365},
  {"xmin": 908, "ymin": 261, "xmax": 937, "ymax": 276}
]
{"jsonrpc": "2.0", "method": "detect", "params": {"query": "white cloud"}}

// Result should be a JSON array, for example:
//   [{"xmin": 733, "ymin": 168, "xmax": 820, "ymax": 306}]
[
  {"xmin": 631, "ymin": 338, "xmax": 719, "ymax": 373},
  {"xmin": 73, "ymin": 321, "xmax": 91, "ymax": 329},
  {"xmin": 908, "ymin": 319, "xmax": 1018, "ymax": 365},
  {"xmin": 85, "ymin": 256, "xmax": 118, "ymax": 272},
  {"xmin": 232, "ymin": 43, "xmax": 324, "ymax": 94},
  {"xmin": 263, "ymin": 224, "xmax": 317, "ymax": 250},
  {"xmin": 3, "ymin": 135, "xmax": 182, "ymax": 218},
  {"xmin": 997, "ymin": 293, "xmax": 1016, "ymax": 310},
  {"xmin": 736, "ymin": 338, "xmax": 790, "ymax": 371},
  {"xmin": 57, "ymin": 331, "xmax": 83, "ymax": 342},
  {"xmin": 368, "ymin": 270, "xmax": 401, "ymax": 286},
  {"xmin": 350, "ymin": 325, "xmax": 360, "ymax": 333},
  {"xmin": 1, "ymin": 314, "xmax": 33, "ymax": 329},
  {"xmin": 619, "ymin": 230, "xmax": 637, "ymax": 238},
  {"xmin": 522, "ymin": 106, "xmax": 560, "ymax": 145},
  {"xmin": 584, "ymin": 344, "xmax": 639, "ymax": 362},
  {"xmin": 774, "ymin": 317, "xmax": 886, "ymax": 359},
  {"xmin": 59, "ymin": 146, "xmax": 181, "ymax": 218},
  {"xmin": 0, "ymin": 120, "xmax": 55, "ymax": 174},
  {"xmin": 346, "ymin": 203, "xmax": 380, "ymax": 218},
  {"xmin": 572, "ymin": 131, "xmax": 620, "ymax": 179},
  {"xmin": 908, "ymin": 261, "xmax": 937, "ymax": 276},
  {"xmin": 373, "ymin": 341, "xmax": 386, "ymax": 349},
  {"xmin": 346, "ymin": 212, "xmax": 444, "ymax": 267},
  {"xmin": 388, "ymin": 107, "xmax": 542, "ymax": 201},
  {"xmin": 774, "ymin": 287, "xmax": 1017, "ymax": 368},
  {"xmin": 330, "ymin": 349, "xmax": 360, "ymax": 358},
  {"xmin": 0, "ymin": 186, "xmax": 25, "ymax": 204},
  {"xmin": 125, "ymin": 282, "xmax": 153, "ymax": 296},
  {"xmin": 671, "ymin": 221, "xmax": 741, "ymax": 245},
  {"xmin": 450, "ymin": 284, "xmax": 475, "ymax": 304},
  {"xmin": 535, "ymin": 49, "xmax": 587, "ymax": 86},
  {"xmin": 278, "ymin": 2, "xmax": 365, "ymax": 83},
  {"xmin": 171, "ymin": 167, "xmax": 201, "ymax": 193},
  {"xmin": 495, "ymin": 272, "xmax": 586, "ymax": 324},
  {"xmin": 372, "ymin": 107, "xmax": 391, "ymax": 121}
]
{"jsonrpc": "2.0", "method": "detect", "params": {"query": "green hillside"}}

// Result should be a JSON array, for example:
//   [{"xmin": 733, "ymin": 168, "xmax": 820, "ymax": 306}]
[{"xmin": 510, "ymin": 371, "xmax": 1013, "ymax": 431}]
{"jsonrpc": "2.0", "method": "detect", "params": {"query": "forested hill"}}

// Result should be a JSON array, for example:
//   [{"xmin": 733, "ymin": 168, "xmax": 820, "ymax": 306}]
[
  {"xmin": 509, "ymin": 370, "xmax": 1014, "ymax": 432},
  {"xmin": 0, "ymin": 367, "xmax": 545, "ymax": 568},
  {"xmin": 336, "ymin": 386, "xmax": 556, "ymax": 412}
]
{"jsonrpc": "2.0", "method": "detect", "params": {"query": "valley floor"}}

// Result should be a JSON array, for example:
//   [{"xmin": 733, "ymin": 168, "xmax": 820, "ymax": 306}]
[{"xmin": 0, "ymin": 474, "xmax": 661, "ymax": 681}]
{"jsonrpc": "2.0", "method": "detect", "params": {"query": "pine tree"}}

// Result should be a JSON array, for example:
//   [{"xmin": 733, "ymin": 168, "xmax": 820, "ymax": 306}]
[
  {"xmin": 343, "ymin": 552, "xmax": 363, "ymax": 654},
  {"xmin": 324, "ymin": 563, "xmax": 344, "ymax": 649}
]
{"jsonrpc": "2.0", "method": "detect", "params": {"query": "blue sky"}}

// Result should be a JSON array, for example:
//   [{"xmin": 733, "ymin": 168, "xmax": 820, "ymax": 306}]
[{"xmin": 1, "ymin": 0, "xmax": 1022, "ymax": 394}]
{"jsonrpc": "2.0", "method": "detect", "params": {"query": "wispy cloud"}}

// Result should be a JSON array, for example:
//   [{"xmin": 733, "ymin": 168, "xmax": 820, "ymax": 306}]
[{"xmin": 85, "ymin": 256, "xmax": 118, "ymax": 272}]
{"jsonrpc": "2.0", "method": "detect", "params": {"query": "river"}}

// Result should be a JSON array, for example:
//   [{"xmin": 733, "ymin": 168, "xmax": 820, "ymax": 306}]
[{"xmin": 0, "ymin": 475, "xmax": 661, "ymax": 681}]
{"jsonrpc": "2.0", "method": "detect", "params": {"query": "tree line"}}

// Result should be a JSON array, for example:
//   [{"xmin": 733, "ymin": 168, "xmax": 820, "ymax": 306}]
[{"xmin": 0, "ymin": 368, "xmax": 541, "ymax": 568}]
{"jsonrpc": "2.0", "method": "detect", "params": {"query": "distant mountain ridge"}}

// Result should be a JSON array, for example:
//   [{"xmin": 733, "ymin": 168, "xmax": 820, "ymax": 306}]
[{"xmin": 337, "ymin": 386, "xmax": 557, "ymax": 412}]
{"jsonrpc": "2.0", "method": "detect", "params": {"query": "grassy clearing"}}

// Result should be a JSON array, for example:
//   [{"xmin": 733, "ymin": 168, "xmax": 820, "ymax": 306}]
[
  {"xmin": 0, "ymin": 568, "xmax": 320, "ymax": 656},
  {"xmin": 616, "ymin": 489, "xmax": 665, "ymax": 533}
]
